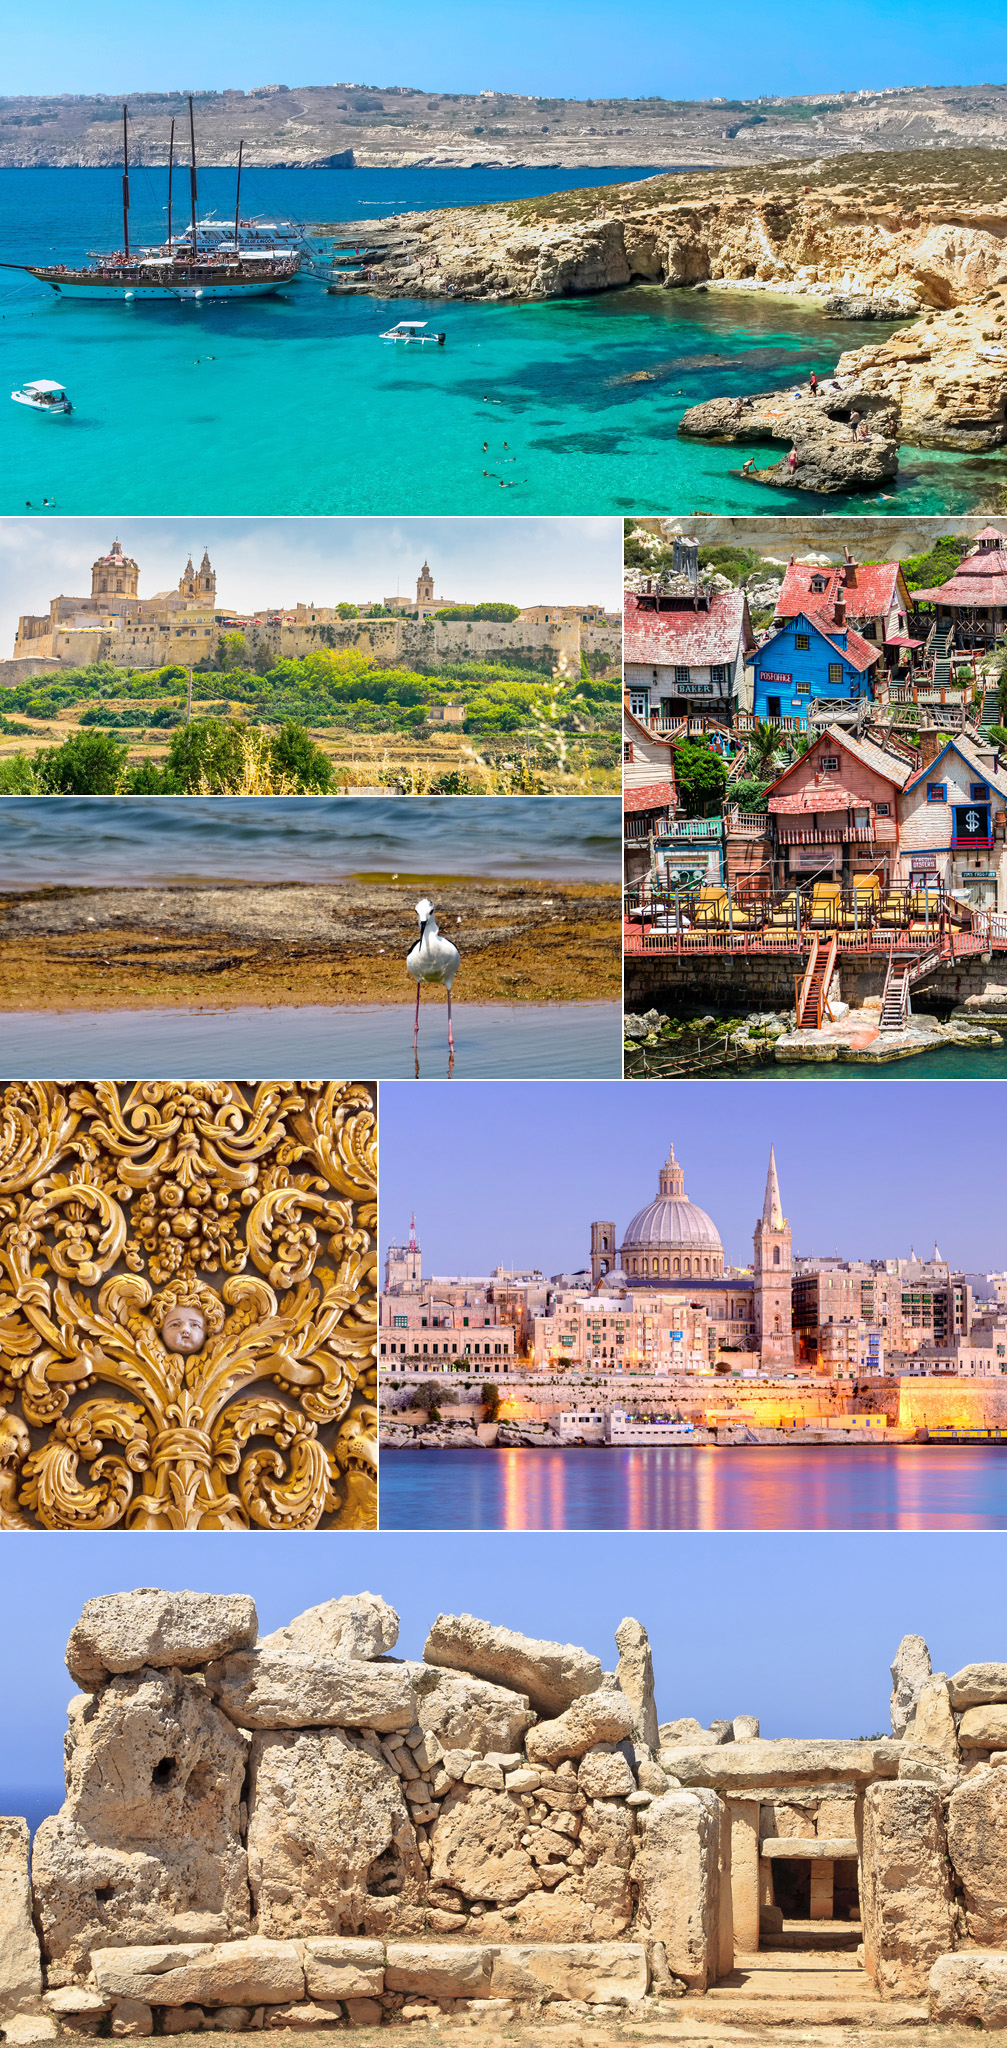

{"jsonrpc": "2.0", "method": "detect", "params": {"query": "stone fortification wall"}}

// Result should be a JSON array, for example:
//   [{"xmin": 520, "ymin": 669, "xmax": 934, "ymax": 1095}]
[
  {"xmin": 13, "ymin": 1600, "xmax": 1007, "ymax": 2035},
  {"xmin": 11, "ymin": 616, "xmax": 620, "ymax": 679},
  {"xmin": 897, "ymin": 1380, "xmax": 1007, "ymax": 1432}
]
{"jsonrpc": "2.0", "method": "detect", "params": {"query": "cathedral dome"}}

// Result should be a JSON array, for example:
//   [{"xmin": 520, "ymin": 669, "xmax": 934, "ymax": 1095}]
[{"xmin": 618, "ymin": 1144, "xmax": 724, "ymax": 1276}]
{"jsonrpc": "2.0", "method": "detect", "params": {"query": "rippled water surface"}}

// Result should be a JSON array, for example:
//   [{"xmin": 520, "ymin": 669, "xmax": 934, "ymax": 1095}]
[
  {"xmin": 1, "ymin": 167, "xmax": 995, "ymax": 514},
  {"xmin": 379, "ymin": 1444, "xmax": 1007, "ymax": 1528}
]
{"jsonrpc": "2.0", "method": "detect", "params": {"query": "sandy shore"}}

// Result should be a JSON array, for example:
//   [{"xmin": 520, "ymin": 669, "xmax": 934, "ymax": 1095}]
[{"xmin": 0, "ymin": 877, "xmax": 620, "ymax": 1011}]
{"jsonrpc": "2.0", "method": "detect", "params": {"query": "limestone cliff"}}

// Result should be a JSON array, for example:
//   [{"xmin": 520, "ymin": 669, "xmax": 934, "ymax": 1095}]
[{"xmin": 328, "ymin": 151, "xmax": 1007, "ymax": 311}]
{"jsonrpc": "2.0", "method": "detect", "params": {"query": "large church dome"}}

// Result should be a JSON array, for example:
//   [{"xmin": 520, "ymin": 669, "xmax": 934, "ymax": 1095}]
[{"xmin": 619, "ymin": 1143, "xmax": 724, "ymax": 1277}]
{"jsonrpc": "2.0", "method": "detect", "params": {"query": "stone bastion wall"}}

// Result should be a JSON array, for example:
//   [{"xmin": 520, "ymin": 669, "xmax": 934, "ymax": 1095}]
[{"xmin": 2, "ymin": 1597, "xmax": 1007, "ymax": 2035}]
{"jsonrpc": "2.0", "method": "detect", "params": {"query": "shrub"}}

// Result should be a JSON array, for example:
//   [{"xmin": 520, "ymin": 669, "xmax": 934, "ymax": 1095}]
[{"xmin": 33, "ymin": 729, "xmax": 129, "ymax": 794}]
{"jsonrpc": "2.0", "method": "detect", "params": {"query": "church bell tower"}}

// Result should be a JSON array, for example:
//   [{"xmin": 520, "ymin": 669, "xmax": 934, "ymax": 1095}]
[
  {"xmin": 590, "ymin": 1221, "xmax": 617, "ymax": 1287},
  {"xmin": 416, "ymin": 560, "xmax": 435, "ymax": 606},
  {"xmin": 753, "ymin": 1147, "xmax": 795, "ymax": 1369}
]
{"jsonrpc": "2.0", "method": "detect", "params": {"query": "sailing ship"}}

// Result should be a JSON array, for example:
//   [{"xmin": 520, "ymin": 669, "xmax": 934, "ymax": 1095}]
[{"xmin": 25, "ymin": 102, "xmax": 301, "ymax": 302}]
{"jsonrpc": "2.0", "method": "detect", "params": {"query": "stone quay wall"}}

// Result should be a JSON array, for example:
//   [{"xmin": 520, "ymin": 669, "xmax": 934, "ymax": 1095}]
[
  {"xmin": 624, "ymin": 950, "xmax": 1004, "ymax": 1014},
  {"xmin": 7, "ymin": 1597, "xmax": 1007, "ymax": 2034}
]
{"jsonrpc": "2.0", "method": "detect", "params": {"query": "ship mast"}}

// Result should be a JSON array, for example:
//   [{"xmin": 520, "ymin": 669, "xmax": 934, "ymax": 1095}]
[
  {"xmin": 121, "ymin": 105, "xmax": 130, "ymax": 260},
  {"xmin": 167, "ymin": 118, "xmax": 174, "ymax": 253},
  {"xmin": 188, "ymin": 94, "xmax": 198, "ymax": 261},
  {"xmin": 233, "ymin": 139, "xmax": 243, "ymax": 264}
]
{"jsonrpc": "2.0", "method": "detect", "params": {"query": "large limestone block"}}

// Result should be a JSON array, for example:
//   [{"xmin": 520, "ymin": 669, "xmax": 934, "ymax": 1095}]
[
  {"xmin": 525, "ymin": 1691, "xmax": 634, "ymax": 1767},
  {"xmin": 959, "ymin": 1704, "xmax": 1007, "ymax": 1748},
  {"xmin": 423, "ymin": 1614, "xmax": 602, "ymax": 1717},
  {"xmin": 489, "ymin": 1943, "xmax": 649, "ymax": 2005},
  {"xmin": 247, "ymin": 1728, "xmax": 424, "ymax": 1937},
  {"xmin": 301, "ymin": 1940, "xmax": 385, "ymax": 2000},
  {"xmin": 259, "ymin": 1595, "xmax": 398, "ymax": 1663},
  {"xmin": 404, "ymin": 1665, "xmax": 534, "ymax": 1755},
  {"xmin": 890, "ymin": 1635, "xmax": 931, "ymax": 1737},
  {"xmin": 930, "ymin": 1952, "xmax": 1007, "ymax": 2027},
  {"xmin": 667, "ymin": 1738, "xmax": 901, "ymax": 1793},
  {"xmin": 614, "ymin": 1619, "xmax": 659, "ymax": 1752},
  {"xmin": 903, "ymin": 1677, "xmax": 960, "ymax": 1763},
  {"xmin": 860, "ymin": 1781, "xmax": 955, "ymax": 1996},
  {"xmin": 578, "ymin": 1749, "xmax": 635, "ymax": 1799},
  {"xmin": 950, "ymin": 1662, "xmax": 1007, "ymax": 1709},
  {"xmin": 91, "ymin": 1942, "xmax": 303, "ymax": 2009},
  {"xmin": 428, "ymin": 1785, "xmax": 541, "ymax": 1906},
  {"xmin": 633, "ymin": 1789, "xmax": 723, "ymax": 1992},
  {"xmin": 206, "ymin": 1649, "xmax": 415, "ymax": 1731},
  {"xmin": 66, "ymin": 1592, "xmax": 258, "ymax": 1692},
  {"xmin": 32, "ymin": 1670, "xmax": 249, "ymax": 1972},
  {"xmin": 384, "ymin": 1945, "xmax": 492, "ymax": 1998},
  {"xmin": 0, "ymin": 1818, "xmax": 42, "ymax": 2012},
  {"xmin": 947, "ymin": 1767, "xmax": 1007, "ymax": 1940}
]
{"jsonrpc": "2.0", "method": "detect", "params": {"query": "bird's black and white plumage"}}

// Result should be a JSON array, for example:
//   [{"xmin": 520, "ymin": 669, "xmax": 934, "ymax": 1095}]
[{"xmin": 407, "ymin": 897, "xmax": 461, "ymax": 1050}]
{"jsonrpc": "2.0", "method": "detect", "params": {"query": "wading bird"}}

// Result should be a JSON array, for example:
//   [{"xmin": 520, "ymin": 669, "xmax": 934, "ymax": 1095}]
[{"xmin": 407, "ymin": 897, "xmax": 461, "ymax": 1056}]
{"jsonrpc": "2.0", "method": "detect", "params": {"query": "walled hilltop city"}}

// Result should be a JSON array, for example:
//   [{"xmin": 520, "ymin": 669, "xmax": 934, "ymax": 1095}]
[
  {"xmin": 379, "ymin": 1139, "xmax": 1007, "ymax": 1450},
  {"xmin": 1, "ymin": 1587, "xmax": 1005, "ymax": 2038}
]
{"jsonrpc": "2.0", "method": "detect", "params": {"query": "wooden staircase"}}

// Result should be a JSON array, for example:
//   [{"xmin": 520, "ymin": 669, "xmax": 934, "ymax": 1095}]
[
  {"xmin": 794, "ymin": 934, "xmax": 838, "ymax": 1029},
  {"xmin": 880, "ymin": 960, "xmax": 910, "ymax": 1029}
]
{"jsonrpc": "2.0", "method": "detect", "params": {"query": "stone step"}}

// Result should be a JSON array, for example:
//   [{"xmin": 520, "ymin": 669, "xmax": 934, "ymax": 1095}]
[
  {"xmin": 689, "ymin": 1994, "xmax": 929, "ymax": 2027},
  {"xmin": 732, "ymin": 1951, "xmax": 862, "ymax": 1974},
  {"xmin": 710, "ymin": 1971, "xmax": 876, "ymax": 2000}
]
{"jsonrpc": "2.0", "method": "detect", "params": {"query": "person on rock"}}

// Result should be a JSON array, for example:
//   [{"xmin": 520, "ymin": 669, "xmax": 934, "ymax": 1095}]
[{"xmin": 849, "ymin": 409, "xmax": 862, "ymax": 439}]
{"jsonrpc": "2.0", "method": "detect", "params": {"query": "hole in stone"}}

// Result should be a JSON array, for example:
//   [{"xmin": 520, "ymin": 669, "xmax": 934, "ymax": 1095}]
[
  {"xmin": 95, "ymin": 1886, "xmax": 115, "ymax": 1903},
  {"xmin": 152, "ymin": 1756, "xmax": 177, "ymax": 1787}
]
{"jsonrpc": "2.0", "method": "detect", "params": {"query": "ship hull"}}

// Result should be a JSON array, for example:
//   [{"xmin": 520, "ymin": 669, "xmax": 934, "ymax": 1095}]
[{"xmin": 27, "ymin": 270, "xmax": 296, "ymax": 301}]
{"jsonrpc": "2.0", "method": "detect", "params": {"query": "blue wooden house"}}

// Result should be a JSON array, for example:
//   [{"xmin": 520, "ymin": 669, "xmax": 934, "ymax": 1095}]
[{"xmin": 750, "ymin": 610, "xmax": 881, "ymax": 729}]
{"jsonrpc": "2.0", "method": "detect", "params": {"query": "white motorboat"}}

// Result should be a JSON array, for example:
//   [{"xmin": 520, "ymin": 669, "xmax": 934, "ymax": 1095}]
[
  {"xmin": 380, "ymin": 320, "xmax": 446, "ymax": 346},
  {"xmin": 11, "ymin": 379, "xmax": 72, "ymax": 414}
]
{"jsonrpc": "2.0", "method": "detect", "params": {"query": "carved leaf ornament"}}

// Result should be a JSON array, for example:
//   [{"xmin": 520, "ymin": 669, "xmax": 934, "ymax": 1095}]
[{"xmin": 0, "ymin": 1081, "xmax": 376, "ymax": 1531}]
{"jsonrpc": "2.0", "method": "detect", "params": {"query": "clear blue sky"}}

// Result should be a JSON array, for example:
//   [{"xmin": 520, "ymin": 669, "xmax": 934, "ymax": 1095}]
[
  {"xmin": 0, "ymin": 517, "xmax": 620, "ymax": 659},
  {"xmin": 2, "ymin": 1530, "xmax": 1004, "ymax": 1815},
  {"xmin": 2, "ymin": 0, "xmax": 1003, "ymax": 102},
  {"xmin": 379, "ymin": 1078, "xmax": 1007, "ymax": 1276}
]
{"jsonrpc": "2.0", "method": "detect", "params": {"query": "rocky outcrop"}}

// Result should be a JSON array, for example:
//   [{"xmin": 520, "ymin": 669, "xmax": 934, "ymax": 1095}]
[
  {"xmin": 930, "ymin": 1951, "xmax": 1007, "ymax": 2027},
  {"xmin": 860, "ymin": 1781, "xmax": 956, "ymax": 1997},
  {"xmin": 257, "ymin": 1594, "xmax": 398, "ymax": 1663},
  {"xmin": 423, "ymin": 1614, "xmax": 603, "ymax": 1717},
  {"xmin": 246, "ymin": 1728, "xmax": 426, "ymax": 1937},
  {"xmin": 65, "ymin": 1592, "xmax": 258, "ymax": 1692},
  {"xmin": 890, "ymin": 1634, "xmax": 933, "ymax": 1737}
]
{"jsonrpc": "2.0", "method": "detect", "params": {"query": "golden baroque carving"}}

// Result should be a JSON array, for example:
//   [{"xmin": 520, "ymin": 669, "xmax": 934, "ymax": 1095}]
[{"xmin": 0, "ymin": 1081, "xmax": 376, "ymax": 1531}]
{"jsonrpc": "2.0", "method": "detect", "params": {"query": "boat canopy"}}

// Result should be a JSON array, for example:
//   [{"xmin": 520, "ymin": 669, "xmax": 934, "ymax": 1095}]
[
  {"xmin": 22, "ymin": 379, "xmax": 66, "ymax": 393},
  {"xmin": 390, "ymin": 321, "xmax": 428, "ymax": 330}
]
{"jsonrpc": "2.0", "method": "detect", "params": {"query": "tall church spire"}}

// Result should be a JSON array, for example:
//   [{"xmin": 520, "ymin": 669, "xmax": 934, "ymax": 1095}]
[{"xmin": 762, "ymin": 1146, "xmax": 783, "ymax": 1229}]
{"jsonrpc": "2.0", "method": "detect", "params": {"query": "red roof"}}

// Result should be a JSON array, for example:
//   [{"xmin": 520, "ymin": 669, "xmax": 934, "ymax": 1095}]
[
  {"xmin": 776, "ymin": 559, "xmax": 902, "ymax": 627},
  {"xmin": 624, "ymin": 781, "xmax": 673, "ymax": 815},
  {"xmin": 624, "ymin": 590, "xmax": 751, "ymax": 667}
]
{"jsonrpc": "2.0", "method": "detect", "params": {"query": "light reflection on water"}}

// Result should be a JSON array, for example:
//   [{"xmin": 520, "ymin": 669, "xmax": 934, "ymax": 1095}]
[{"xmin": 379, "ymin": 1445, "xmax": 1007, "ymax": 1529}]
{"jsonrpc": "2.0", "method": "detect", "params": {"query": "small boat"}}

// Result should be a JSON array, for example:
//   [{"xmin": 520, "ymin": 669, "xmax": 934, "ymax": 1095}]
[
  {"xmin": 11, "ymin": 379, "xmax": 72, "ymax": 414},
  {"xmin": 380, "ymin": 320, "xmax": 446, "ymax": 346}
]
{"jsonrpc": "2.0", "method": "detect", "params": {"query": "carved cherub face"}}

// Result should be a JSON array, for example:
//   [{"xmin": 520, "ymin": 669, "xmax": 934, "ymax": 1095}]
[{"xmin": 162, "ymin": 1304, "xmax": 207, "ymax": 1355}]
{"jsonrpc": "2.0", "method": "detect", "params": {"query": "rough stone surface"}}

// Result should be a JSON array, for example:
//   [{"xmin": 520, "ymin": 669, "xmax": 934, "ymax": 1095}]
[
  {"xmin": 66, "ymin": 1593, "xmax": 257, "ymax": 1692},
  {"xmin": 614, "ymin": 1620, "xmax": 659, "ymax": 1752},
  {"xmin": 633, "ymin": 1789, "xmax": 723, "ymax": 1992},
  {"xmin": 110, "ymin": 2001, "xmax": 153, "ymax": 2037},
  {"xmin": 32, "ymin": 1671, "xmax": 249, "ymax": 1972},
  {"xmin": 403, "ymin": 1665, "xmax": 534, "ymax": 1755},
  {"xmin": 959, "ymin": 1704, "xmax": 1007, "ymax": 1748},
  {"xmin": 247, "ymin": 1728, "xmax": 425, "ymax": 1938},
  {"xmin": 91, "ymin": 1942, "xmax": 304, "ymax": 2010},
  {"xmin": 665, "ymin": 1738, "xmax": 902, "ymax": 1792},
  {"xmin": 384, "ymin": 1945, "xmax": 493, "ymax": 1998},
  {"xmin": 930, "ymin": 1951, "xmax": 1007, "ymax": 2027},
  {"xmin": 860, "ymin": 1781, "xmax": 955, "ymax": 1997},
  {"xmin": 300, "ymin": 1940, "xmax": 385, "ymax": 2001},
  {"xmin": 428, "ymin": 1786, "xmax": 540, "ymax": 1907},
  {"xmin": 947, "ymin": 1767, "xmax": 1007, "ymax": 1941},
  {"xmin": 525, "ymin": 1691, "xmax": 635, "ymax": 1767},
  {"xmin": 258, "ymin": 1596, "xmax": 398, "ymax": 1664},
  {"xmin": 3, "ymin": 2019, "xmax": 59, "ymax": 2044},
  {"xmin": 950, "ymin": 1662, "xmax": 1007, "ymax": 1709},
  {"xmin": 489, "ymin": 1944, "xmax": 648, "ymax": 2005},
  {"xmin": 423, "ymin": 1614, "xmax": 603, "ymax": 1717},
  {"xmin": 0, "ymin": 1818, "xmax": 42, "ymax": 2012},
  {"xmin": 262, "ymin": 2002, "xmax": 340, "ymax": 2029},
  {"xmin": 732, "ymin": 1717, "xmax": 760, "ymax": 1742},
  {"xmin": 890, "ymin": 1635, "xmax": 932, "ymax": 1737},
  {"xmin": 903, "ymin": 1677, "xmax": 960, "ymax": 1765},
  {"xmin": 577, "ymin": 1748, "xmax": 635, "ymax": 1799},
  {"xmin": 206, "ymin": 1649, "xmax": 415, "ymax": 1732}
]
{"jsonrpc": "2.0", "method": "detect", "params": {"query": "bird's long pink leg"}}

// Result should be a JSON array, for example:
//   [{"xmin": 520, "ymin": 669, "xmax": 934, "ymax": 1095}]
[
  {"xmin": 413, "ymin": 982, "xmax": 421, "ymax": 1042},
  {"xmin": 447, "ymin": 990, "xmax": 454, "ymax": 1051}
]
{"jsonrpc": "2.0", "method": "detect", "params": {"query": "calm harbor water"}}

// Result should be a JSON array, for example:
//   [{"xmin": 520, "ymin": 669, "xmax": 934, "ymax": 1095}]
[
  {"xmin": 763, "ymin": 1046, "xmax": 1007, "ymax": 1080},
  {"xmin": 379, "ymin": 1444, "xmax": 1007, "ymax": 1529},
  {"xmin": 1, "ymin": 167, "xmax": 999, "ymax": 516},
  {"xmin": 0, "ymin": 795, "xmax": 620, "ymax": 888},
  {"xmin": 0, "ymin": 1000, "xmax": 621, "ymax": 1077}
]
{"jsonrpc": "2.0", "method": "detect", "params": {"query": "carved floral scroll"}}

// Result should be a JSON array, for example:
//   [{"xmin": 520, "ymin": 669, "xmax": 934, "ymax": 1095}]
[{"xmin": 0, "ymin": 1080, "xmax": 376, "ymax": 1531}]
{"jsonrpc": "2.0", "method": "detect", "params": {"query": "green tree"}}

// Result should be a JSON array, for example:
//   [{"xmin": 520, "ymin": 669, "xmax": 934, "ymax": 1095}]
[
  {"xmin": 270, "ymin": 721, "xmax": 333, "ymax": 792},
  {"xmin": 671, "ymin": 739, "xmax": 729, "ymax": 818},
  {"xmin": 216, "ymin": 631, "xmax": 249, "ymax": 672},
  {"xmin": 34, "ymin": 729, "xmax": 129, "ymax": 794},
  {"xmin": 480, "ymin": 1382, "xmax": 500, "ymax": 1420},
  {"xmin": 164, "ymin": 717, "xmax": 247, "ymax": 792}
]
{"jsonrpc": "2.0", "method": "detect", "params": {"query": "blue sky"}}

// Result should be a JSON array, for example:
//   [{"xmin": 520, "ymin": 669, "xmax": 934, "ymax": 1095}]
[
  {"xmin": 3, "ymin": 0, "xmax": 1003, "ymax": 101},
  {"xmin": 0, "ymin": 517, "xmax": 620, "ymax": 658},
  {"xmin": 379, "ymin": 1078, "xmax": 1007, "ymax": 1276},
  {"xmin": 2, "ymin": 1530, "xmax": 1004, "ymax": 1815}
]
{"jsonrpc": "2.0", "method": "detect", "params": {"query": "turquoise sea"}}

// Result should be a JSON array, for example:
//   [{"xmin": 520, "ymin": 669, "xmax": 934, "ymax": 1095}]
[
  {"xmin": 380, "ymin": 1444, "xmax": 1007, "ymax": 1529},
  {"xmin": 3, "ymin": 166, "xmax": 1004, "ymax": 516}
]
